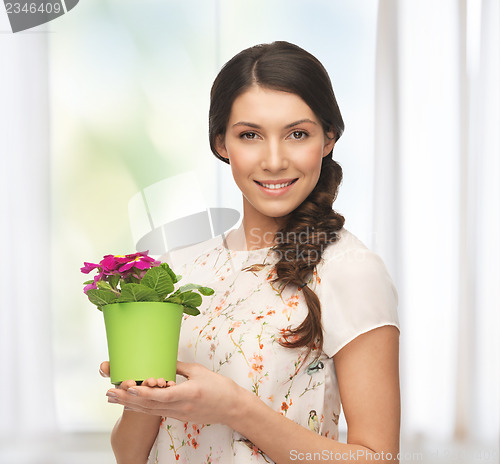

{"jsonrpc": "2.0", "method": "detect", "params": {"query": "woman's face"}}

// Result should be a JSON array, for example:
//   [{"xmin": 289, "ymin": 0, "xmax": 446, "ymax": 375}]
[{"xmin": 216, "ymin": 85, "xmax": 335, "ymax": 230}]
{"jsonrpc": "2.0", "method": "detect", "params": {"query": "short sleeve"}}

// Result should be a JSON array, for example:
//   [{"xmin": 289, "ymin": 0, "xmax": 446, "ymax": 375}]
[{"xmin": 317, "ymin": 245, "xmax": 400, "ymax": 358}]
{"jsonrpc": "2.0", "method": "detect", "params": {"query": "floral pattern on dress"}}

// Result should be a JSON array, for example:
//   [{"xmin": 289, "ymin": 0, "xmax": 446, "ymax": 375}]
[{"xmin": 148, "ymin": 228, "xmax": 400, "ymax": 463}]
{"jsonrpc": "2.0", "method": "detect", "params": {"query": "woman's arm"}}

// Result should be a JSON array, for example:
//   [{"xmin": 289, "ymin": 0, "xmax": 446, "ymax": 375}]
[
  {"xmin": 334, "ymin": 324, "xmax": 400, "ymax": 457},
  {"xmin": 100, "ymin": 363, "xmax": 163, "ymax": 464},
  {"xmin": 106, "ymin": 325, "xmax": 400, "ymax": 463},
  {"xmin": 110, "ymin": 407, "xmax": 162, "ymax": 464}
]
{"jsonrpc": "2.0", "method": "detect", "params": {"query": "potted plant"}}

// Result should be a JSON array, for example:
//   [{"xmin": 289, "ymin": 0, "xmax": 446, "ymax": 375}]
[{"xmin": 81, "ymin": 251, "xmax": 213, "ymax": 385}]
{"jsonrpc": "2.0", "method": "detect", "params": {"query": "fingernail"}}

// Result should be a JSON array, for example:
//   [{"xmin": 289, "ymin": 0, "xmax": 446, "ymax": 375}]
[
  {"xmin": 108, "ymin": 397, "xmax": 118, "ymax": 403},
  {"xmin": 128, "ymin": 388, "xmax": 138, "ymax": 396},
  {"xmin": 106, "ymin": 391, "xmax": 117, "ymax": 398}
]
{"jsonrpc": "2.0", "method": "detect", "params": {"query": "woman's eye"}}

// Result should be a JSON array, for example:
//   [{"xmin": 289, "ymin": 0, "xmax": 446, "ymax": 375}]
[
  {"xmin": 241, "ymin": 132, "xmax": 258, "ymax": 140},
  {"xmin": 290, "ymin": 130, "xmax": 307, "ymax": 140}
]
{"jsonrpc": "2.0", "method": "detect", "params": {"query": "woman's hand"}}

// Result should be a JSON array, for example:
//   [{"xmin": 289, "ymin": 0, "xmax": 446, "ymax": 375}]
[
  {"xmin": 99, "ymin": 361, "xmax": 110, "ymax": 378},
  {"xmin": 100, "ymin": 361, "xmax": 175, "ymax": 401},
  {"xmin": 105, "ymin": 361, "xmax": 244, "ymax": 427}
]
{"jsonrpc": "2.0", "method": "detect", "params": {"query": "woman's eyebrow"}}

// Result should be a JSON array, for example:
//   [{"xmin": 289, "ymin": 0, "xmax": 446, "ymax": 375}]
[
  {"xmin": 232, "ymin": 121, "xmax": 261, "ymax": 129},
  {"xmin": 284, "ymin": 119, "xmax": 318, "ymax": 129},
  {"xmin": 232, "ymin": 119, "xmax": 318, "ymax": 129}
]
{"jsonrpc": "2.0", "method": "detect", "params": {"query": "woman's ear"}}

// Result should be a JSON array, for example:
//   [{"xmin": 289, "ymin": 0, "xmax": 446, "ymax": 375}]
[
  {"xmin": 323, "ymin": 130, "xmax": 336, "ymax": 157},
  {"xmin": 215, "ymin": 134, "xmax": 229, "ymax": 160}
]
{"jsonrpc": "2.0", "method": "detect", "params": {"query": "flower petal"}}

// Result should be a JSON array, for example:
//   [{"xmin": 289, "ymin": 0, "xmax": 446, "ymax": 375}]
[
  {"xmin": 84, "ymin": 282, "xmax": 97, "ymax": 294},
  {"xmin": 118, "ymin": 262, "xmax": 135, "ymax": 272},
  {"xmin": 125, "ymin": 251, "xmax": 148, "ymax": 259},
  {"xmin": 93, "ymin": 271, "xmax": 104, "ymax": 283},
  {"xmin": 133, "ymin": 259, "xmax": 153, "ymax": 270},
  {"xmin": 81, "ymin": 262, "xmax": 100, "ymax": 274},
  {"xmin": 100, "ymin": 255, "xmax": 122, "ymax": 272}
]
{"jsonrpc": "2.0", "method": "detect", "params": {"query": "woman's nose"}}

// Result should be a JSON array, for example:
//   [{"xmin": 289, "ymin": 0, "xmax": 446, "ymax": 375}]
[{"xmin": 260, "ymin": 140, "xmax": 289, "ymax": 171}]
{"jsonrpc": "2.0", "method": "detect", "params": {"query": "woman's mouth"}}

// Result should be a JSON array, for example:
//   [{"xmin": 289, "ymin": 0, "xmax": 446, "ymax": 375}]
[{"xmin": 254, "ymin": 178, "xmax": 298, "ymax": 194}]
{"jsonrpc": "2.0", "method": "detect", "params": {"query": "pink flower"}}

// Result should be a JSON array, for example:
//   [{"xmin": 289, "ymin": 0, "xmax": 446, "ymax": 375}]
[
  {"xmin": 81, "ymin": 250, "xmax": 160, "ymax": 295},
  {"xmin": 83, "ymin": 270, "xmax": 104, "ymax": 294},
  {"xmin": 100, "ymin": 255, "xmax": 123, "ymax": 274},
  {"xmin": 80, "ymin": 262, "xmax": 100, "ymax": 274},
  {"xmin": 116, "ymin": 252, "xmax": 160, "ymax": 273},
  {"xmin": 81, "ymin": 251, "xmax": 159, "ymax": 277},
  {"xmin": 83, "ymin": 281, "xmax": 97, "ymax": 294}
]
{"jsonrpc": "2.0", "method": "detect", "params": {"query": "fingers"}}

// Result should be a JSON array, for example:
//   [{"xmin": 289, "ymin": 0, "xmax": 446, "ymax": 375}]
[
  {"xmin": 105, "ymin": 378, "xmax": 188, "ymax": 420},
  {"xmin": 158, "ymin": 378, "xmax": 167, "ymax": 388},
  {"xmin": 176, "ymin": 361, "xmax": 195, "ymax": 378},
  {"xmin": 118, "ymin": 379, "xmax": 137, "ymax": 390},
  {"xmin": 141, "ymin": 377, "xmax": 157, "ymax": 387},
  {"xmin": 108, "ymin": 380, "xmax": 177, "ymax": 403},
  {"xmin": 106, "ymin": 385, "xmax": 168, "ymax": 412},
  {"xmin": 106, "ymin": 378, "xmax": 176, "ymax": 406},
  {"xmin": 99, "ymin": 361, "xmax": 110, "ymax": 377},
  {"xmin": 142, "ymin": 377, "xmax": 168, "ymax": 388}
]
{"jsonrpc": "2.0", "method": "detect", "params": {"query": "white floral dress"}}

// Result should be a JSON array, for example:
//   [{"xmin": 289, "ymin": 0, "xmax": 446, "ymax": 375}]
[{"xmin": 148, "ymin": 228, "xmax": 399, "ymax": 464}]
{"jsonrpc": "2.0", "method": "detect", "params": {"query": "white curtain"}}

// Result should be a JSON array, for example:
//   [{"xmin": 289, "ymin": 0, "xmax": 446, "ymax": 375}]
[
  {"xmin": 0, "ymin": 23, "xmax": 56, "ymax": 434},
  {"xmin": 374, "ymin": 0, "xmax": 499, "ymax": 444}
]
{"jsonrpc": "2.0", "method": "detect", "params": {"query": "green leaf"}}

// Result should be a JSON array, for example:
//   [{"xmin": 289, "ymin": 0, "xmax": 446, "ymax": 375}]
[
  {"xmin": 129, "ymin": 275, "xmax": 140, "ymax": 284},
  {"xmin": 97, "ymin": 281, "xmax": 112, "ymax": 290},
  {"xmin": 140, "ymin": 267, "xmax": 174, "ymax": 299},
  {"xmin": 108, "ymin": 274, "xmax": 120, "ymax": 289},
  {"xmin": 160, "ymin": 263, "xmax": 180, "ymax": 283},
  {"xmin": 87, "ymin": 289, "xmax": 119, "ymax": 308},
  {"xmin": 83, "ymin": 280, "xmax": 94, "ymax": 285},
  {"xmin": 118, "ymin": 283, "xmax": 160, "ymax": 303},
  {"xmin": 199, "ymin": 286, "xmax": 214, "ymax": 296},
  {"xmin": 177, "ymin": 283, "xmax": 199, "ymax": 292},
  {"xmin": 178, "ymin": 283, "xmax": 214, "ymax": 296},
  {"xmin": 164, "ymin": 295, "xmax": 182, "ymax": 304},
  {"xmin": 178, "ymin": 291, "xmax": 202, "ymax": 308},
  {"xmin": 182, "ymin": 305, "xmax": 201, "ymax": 316}
]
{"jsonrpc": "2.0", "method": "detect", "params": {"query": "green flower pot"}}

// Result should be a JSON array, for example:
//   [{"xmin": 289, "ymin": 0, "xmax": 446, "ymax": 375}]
[{"xmin": 102, "ymin": 302, "xmax": 184, "ymax": 385}]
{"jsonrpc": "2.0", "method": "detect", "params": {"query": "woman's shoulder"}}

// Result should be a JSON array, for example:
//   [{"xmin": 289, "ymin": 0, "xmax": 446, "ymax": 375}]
[
  {"xmin": 317, "ymin": 228, "xmax": 400, "ymax": 357},
  {"xmin": 320, "ymin": 228, "xmax": 374, "ymax": 266},
  {"xmin": 317, "ymin": 228, "xmax": 397, "ymax": 308}
]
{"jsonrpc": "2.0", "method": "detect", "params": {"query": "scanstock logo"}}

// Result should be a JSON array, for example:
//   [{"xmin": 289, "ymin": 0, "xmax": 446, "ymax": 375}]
[{"xmin": 3, "ymin": 0, "xmax": 79, "ymax": 33}]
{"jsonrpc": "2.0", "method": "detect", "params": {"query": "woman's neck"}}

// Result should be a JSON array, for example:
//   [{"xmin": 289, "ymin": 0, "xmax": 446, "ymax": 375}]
[{"xmin": 225, "ymin": 220, "xmax": 283, "ymax": 251}]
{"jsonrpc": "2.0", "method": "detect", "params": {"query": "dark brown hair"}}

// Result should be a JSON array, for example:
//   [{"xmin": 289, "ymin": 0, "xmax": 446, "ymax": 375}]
[{"xmin": 209, "ymin": 41, "xmax": 345, "ymax": 354}]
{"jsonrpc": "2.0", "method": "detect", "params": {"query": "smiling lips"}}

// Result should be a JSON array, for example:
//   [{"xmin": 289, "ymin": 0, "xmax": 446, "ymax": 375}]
[{"xmin": 255, "ymin": 178, "xmax": 298, "ymax": 190}]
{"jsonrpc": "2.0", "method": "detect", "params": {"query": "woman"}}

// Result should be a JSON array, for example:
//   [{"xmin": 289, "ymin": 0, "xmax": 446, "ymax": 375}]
[{"xmin": 102, "ymin": 41, "xmax": 400, "ymax": 464}]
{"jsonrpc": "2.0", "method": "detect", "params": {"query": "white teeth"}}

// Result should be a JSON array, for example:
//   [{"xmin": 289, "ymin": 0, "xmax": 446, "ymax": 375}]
[{"xmin": 260, "ymin": 181, "xmax": 294, "ymax": 189}]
